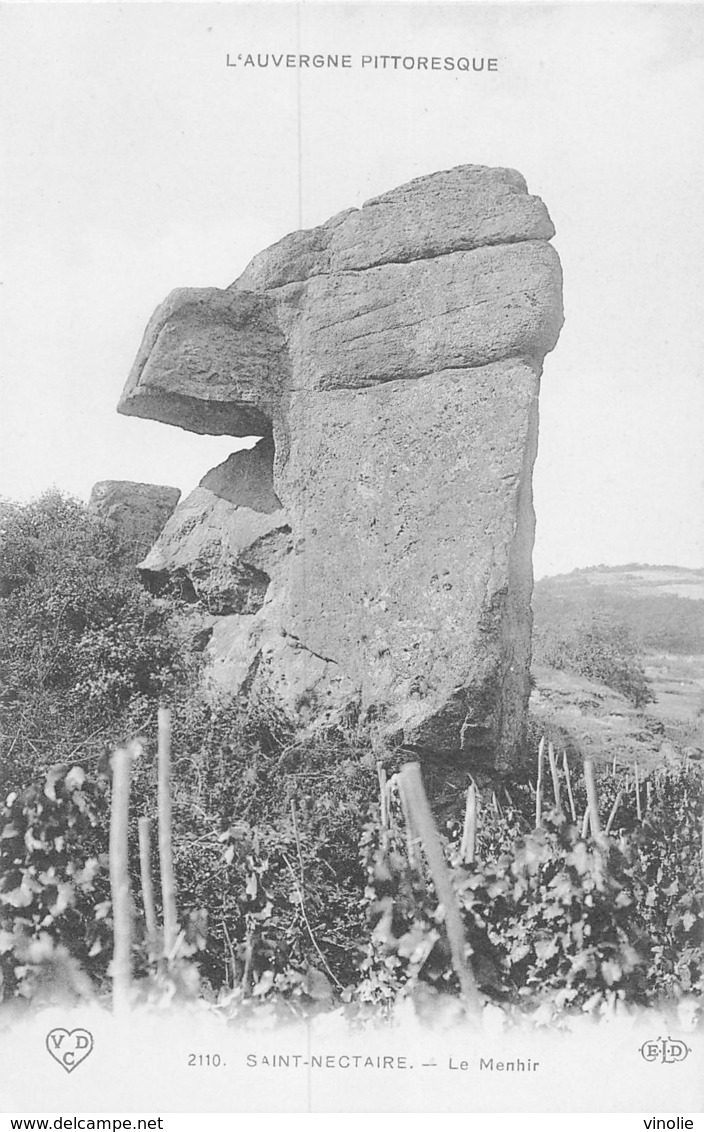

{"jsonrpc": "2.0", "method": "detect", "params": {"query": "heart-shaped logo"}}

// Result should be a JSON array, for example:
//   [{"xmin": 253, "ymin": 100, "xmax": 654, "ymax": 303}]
[{"xmin": 46, "ymin": 1028, "xmax": 94, "ymax": 1073}]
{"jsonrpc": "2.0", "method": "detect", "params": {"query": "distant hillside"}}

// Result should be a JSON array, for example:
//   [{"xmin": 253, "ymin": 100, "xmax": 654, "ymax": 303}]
[{"xmin": 533, "ymin": 564, "xmax": 704, "ymax": 654}]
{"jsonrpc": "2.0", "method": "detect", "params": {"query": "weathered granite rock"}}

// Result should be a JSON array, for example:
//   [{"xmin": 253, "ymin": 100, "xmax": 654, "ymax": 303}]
[
  {"xmin": 118, "ymin": 164, "xmax": 564, "ymax": 766},
  {"xmin": 118, "ymin": 289, "xmax": 287, "ymax": 436},
  {"xmin": 235, "ymin": 166, "xmax": 555, "ymax": 287},
  {"xmin": 138, "ymin": 438, "xmax": 291, "ymax": 615},
  {"xmin": 88, "ymin": 480, "xmax": 180, "ymax": 559},
  {"xmin": 280, "ymin": 359, "xmax": 540, "ymax": 753}
]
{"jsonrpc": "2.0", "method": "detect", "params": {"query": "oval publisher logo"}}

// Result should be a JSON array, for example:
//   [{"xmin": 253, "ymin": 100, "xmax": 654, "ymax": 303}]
[{"xmin": 639, "ymin": 1036, "xmax": 691, "ymax": 1064}]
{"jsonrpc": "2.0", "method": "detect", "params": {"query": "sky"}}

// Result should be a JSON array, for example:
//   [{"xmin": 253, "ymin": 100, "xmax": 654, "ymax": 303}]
[{"xmin": 1, "ymin": 1, "xmax": 703, "ymax": 579}]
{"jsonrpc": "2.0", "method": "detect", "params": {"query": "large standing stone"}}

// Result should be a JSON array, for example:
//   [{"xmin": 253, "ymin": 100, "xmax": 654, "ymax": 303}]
[{"xmin": 118, "ymin": 164, "xmax": 564, "ymax": 767}]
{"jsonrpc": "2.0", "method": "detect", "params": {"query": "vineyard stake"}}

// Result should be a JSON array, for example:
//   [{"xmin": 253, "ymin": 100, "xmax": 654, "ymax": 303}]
[
  {"xmin": 397, "ymin": 772, "xmax": 421, "ymax": 870},
  {"xmin": 635, "ymin": 760, "xmax": 642, "ymax": 821},
  {"xmin": 548, "ymin": 741, "xmax": 562, "ymax": 813},
  {"xmin": 460, "ymin": 781, "xmax": 478, "ymax": 864},
  {"xmin": 583, "ymin": 759, "xmax": 607, "ymax": 848},
  {"xmin": 377, "ymin": 761, "xmax": 389, "ymax": 831},
  {"xmin": 137, "ymin": 817, "xmax": 158, "ymax": 947},
  {"xmin": 605, "ymin": 790, "xmax": 623, "ymax": 834},
  {"xmin": 535, "ymin": 737, "xmax": 545, "ymax": 828},
  {"xmin": 562, "ymin": 750, "xmax": 577, "ymax": 822},
  {"xmin": 109, "ymin": 745, "xmax": 134, "ymax": 1015},
  {"xmin": 399, "ymin": 763, "xmax": 482, "ymax": 1016},
  {"xmin": 158, "ymin": 706, "xmax": 178, "ymax": 957}
]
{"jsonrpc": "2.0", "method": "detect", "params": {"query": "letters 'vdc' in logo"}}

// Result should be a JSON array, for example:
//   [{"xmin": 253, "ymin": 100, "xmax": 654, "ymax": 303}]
[
  {"xmin": 639, "ymin": 1036, "xmax": 691, "ymax": 1064},
  {"xmin": 46, "ymin": 1028, "xmax": 94, "ymax": 1073}
]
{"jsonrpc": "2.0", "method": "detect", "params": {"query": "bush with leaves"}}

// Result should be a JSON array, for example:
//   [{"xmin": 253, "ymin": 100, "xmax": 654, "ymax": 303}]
[
  {"xmin": 159, "ymin": 698, "xmax": 381, "ymax": 993},
  {"xmin": 533, "ymin": 608, "xmax": 655, "ymax": 707},
  {"xmin": 0, "ymin": 764, "xmax": 112, "ymax": 1003},
  {"xmin": 1, "ymin": 691, "xmax": 700, "ymax": 1020},
  {"xmin": 356, "ymin": 764, "xmax": 702, "ymax": 1017},
  {"xmin": 0, "ymin": 491, "xmax": 188, "ymax": 792}
]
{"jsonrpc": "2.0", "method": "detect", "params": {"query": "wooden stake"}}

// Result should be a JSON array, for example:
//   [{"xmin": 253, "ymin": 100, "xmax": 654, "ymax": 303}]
[
  {"xmin": 581, "ymin": 807, "xmax": 590, "ymax": 839},
  {"xmin": 635, "ymin": 761, "xmax": 642, "ymax": 821},
  {"xmin": 460, "ymin": 781, "xmax": 478, "ymax": 864},
  {"xmin": 583, "ymin": 759, "xmax": 606, "ymax": 847},
  {"xmin": 157, "ymin": 706, "xmax": 178, "ymax": 957},
  {"xmin": 646, "ymin": 779, "xmax": 652, "ymax": 812},
  {"xmin": 562, "ymin": 750, "xmax": 577, "ymax": 822},
  {"xmin": 547, "ymin": 742, "xmax": 562, "ymax": 813},
  {"xmin": 398, "ymin": 763, "xmax": 482, "ymax": 1015},
  {"xmin": 397, "ymin": 773, "xmax": 420, "ymax": 870},
  {"xmin": 138, "ymin": 817, "xmax": 158, "ymax": 944},
  {"xmin": 535, "ymin": 737, "xmax": 545, "ymax": 828},
  {"xmin": 605, "ymin": 790, "xmax": 623, "ymax": 835},
  {"xmin": 109, "ymin": 746, "xmax": 134, "ymax": 1015},
  {"xmin": 377, "ymin": 762, "xmax": 388, "ymax": 830}
]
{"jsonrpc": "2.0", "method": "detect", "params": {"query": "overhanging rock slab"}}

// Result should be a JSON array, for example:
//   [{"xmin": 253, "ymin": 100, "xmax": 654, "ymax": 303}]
[{"xmin": 118, "ymin": 164, "xmax": 564, "ymax": 767}]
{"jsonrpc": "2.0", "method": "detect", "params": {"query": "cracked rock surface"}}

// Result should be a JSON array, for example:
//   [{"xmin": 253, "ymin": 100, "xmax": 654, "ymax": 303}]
[{"xmin": 118, "ymin": 164, "xmax": 564, "ymax": 766}]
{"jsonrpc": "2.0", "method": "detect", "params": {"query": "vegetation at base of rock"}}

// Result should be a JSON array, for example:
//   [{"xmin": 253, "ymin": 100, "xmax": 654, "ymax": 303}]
[
  {"xmin": 358, "ymin": 766, "xmax": 702, "ymax": 1014},
  {"xmin": 0, "ymin": 491, "xmax": 189, "ymax": 792},
  {"xmin": 1, "ymin": 729, "xmax": 701, "ymax": 1019}
]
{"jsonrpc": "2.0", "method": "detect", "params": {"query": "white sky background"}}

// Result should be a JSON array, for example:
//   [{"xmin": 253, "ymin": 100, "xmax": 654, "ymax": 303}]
[{"xmin": 1, "ymin": 1, "xmax": 702, "ymax": 579}]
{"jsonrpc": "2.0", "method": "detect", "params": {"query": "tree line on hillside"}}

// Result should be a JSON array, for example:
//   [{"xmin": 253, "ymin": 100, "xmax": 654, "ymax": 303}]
[{"xmin": 533, "ymin": 574, "xmax": 704, "ymax": 656}]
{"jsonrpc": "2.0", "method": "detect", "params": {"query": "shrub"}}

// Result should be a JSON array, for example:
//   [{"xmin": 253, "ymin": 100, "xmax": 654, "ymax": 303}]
[
  {"xmin": 533, "ymin": 609, "xmax": 655, "ymax": 707},
  {"xmin": 0, "ymin": 491, "xmax": 187, "ymax": 791},
  {"xmin": 0, "ymin": 764, "xmax": 112, "ymax": 1002}
]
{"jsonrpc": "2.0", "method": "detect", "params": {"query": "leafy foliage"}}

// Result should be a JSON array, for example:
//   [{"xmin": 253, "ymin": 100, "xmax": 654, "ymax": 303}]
[
  {"xmin": 533, "ymin": 608, "xmax": 655, "ymax": 707},
  {"xmin": 356, "ymin": 763, "xmax": 703, "ymax": 1018},
  {"xmin": 0, "ymin": 764, "xmax": 112, "ymax": 1003},
  {"xmin": 0, "ymin": 491, "xmax": 187, "ymax": 791},
  {"xmin": 0, "ymin": 741, "xmax": 700, "ymax": 1019}
]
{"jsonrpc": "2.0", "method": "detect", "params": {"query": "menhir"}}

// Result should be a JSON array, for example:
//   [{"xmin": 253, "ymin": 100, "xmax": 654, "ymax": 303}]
[{"xmin": 118, "ymin": 164, "xmax": 564, "ymax": 768}]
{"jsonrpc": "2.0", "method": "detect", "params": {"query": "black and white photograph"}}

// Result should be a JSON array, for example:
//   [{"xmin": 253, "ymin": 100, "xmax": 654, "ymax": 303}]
[{"xmin": 0, "ymin": 0, "xmax": 702, "ymax": 1117}]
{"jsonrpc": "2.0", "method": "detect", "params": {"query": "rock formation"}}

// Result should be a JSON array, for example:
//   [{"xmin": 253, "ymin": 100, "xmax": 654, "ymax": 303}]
[
  {"xmin": 88, "ymin": 481, "xmax": 181, "ymax": 560},
  {"xmin": 118, "ymin": 164, "xmax": 564, "ymax": 767}
]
